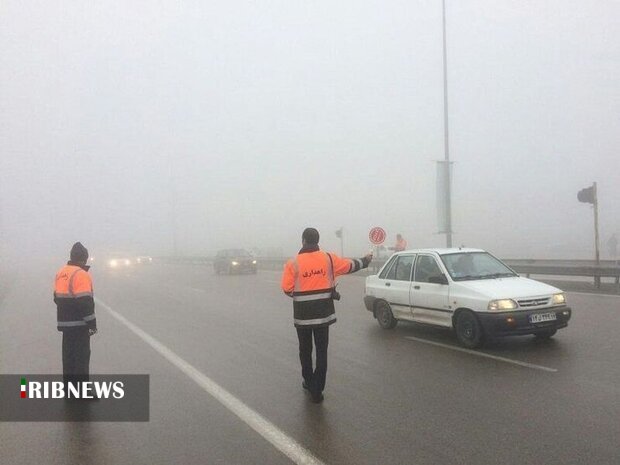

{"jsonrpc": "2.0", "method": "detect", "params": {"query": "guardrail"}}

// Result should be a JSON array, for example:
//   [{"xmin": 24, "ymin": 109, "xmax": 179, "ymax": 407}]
[{"xmin": 158, "ymin": 256, "xmax": 620, "ymax": 290}]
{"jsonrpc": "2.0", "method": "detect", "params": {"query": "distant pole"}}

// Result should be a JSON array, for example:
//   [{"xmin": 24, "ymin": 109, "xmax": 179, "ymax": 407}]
[
  {"xmin": 593, "ymin": 182, "xmax": 600, "ymax": 287},
  {"xmin": 442, "ymin": 0, "xmax": 453, "ymax": 247},
  {"xmin": 340, "ymin": 227, "xmax": 344, "ymax": 256},
  {"xmin": 168, "ymin": 156, "xmax": 178, "ymax": 256}
]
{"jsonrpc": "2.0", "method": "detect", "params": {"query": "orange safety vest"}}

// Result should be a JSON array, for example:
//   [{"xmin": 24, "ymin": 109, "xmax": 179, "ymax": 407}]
[
  {"xmin": 282, "ymin": 250, "xmax": 361, "ymax": 328},
  {"xmin": 55, "ymin": 265, "xmax": 93, "ymax": 299},
  {"xmin": 394, "ymin": 238, "xmax": 408, "ymax": 251},
  {"xmin": 54, "ymin": 264, "xmax": 95, "ymax": 330}
]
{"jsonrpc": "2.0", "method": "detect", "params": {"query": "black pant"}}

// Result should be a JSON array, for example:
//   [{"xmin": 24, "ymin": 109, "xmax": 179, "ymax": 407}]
[
  {"xmin": 62, "ymin": 328, "xmax": 91, "ymax": 384},
  {"xmin": 296, "ymin": 326, "xmax": 329, "ymax": 394}
]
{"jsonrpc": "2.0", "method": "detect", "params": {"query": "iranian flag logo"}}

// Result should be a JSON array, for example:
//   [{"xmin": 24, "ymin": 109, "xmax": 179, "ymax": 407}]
[{"xmin": 21, "ymin": 377, "xmax": 27, "ymax": 398}]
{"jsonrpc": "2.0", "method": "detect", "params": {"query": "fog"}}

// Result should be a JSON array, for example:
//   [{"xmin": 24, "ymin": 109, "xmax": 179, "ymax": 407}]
[{"xmin": 1, "ymin": 0, "xmax": 618, "ymax": 262}]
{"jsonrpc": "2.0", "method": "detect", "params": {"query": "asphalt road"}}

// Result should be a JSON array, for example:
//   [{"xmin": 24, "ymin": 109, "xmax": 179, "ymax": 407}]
[{"xmin": 1, "ymin": 262, "xmax": 619, "ymax": 465}]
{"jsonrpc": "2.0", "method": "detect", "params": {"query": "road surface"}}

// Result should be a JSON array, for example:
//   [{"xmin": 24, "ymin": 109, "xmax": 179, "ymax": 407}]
[{"xmin": 1, "ymin": 262, "xmax": 619, "ymax": 464}]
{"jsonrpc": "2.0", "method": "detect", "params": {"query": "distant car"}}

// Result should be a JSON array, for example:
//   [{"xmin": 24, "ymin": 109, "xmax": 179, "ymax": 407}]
[
  {"xmin": 364, "ymin": 248, "xmax": 572, "ymax": 348},
  {"xmin": 136, "ymin": 256, "xmax": 153, "ymax": 264},
  {"xmin": 106, "ymin": 255, "xmax": 133, "ymax": 269},
  {"xmin": 214, "ymin": 249, "xmax": 257, "ymax": 274}
]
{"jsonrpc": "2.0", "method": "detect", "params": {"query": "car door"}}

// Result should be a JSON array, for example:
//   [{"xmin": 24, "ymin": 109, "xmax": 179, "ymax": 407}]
[
  {"xmin": 380, "ymin": 254, "xmax": 415, "ymax": 320},
  {"xmin": 411, "ymin": 254, "xmax": 452, "ymax": 327}
]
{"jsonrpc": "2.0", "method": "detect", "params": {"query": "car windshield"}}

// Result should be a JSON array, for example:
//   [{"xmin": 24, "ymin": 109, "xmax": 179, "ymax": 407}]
[
  {"xmin": 227, "ymin": 249, "xmax": 251, "ymax": 257},
  {"xmin": 440, "ymin": 252, "xmax": 516, "ymax": 281}
]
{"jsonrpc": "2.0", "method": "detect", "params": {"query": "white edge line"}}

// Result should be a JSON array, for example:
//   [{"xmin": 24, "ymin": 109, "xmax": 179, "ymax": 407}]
[
  {"xmin": 95, "ymin": 297, "xmax": 325, "ymax": 465},
  {"xmin": 566, "ymin": 291, "xmax": 620, "ymax": 298},
  {"xmin": 405, "ymin": 336, "xmax": 558, "ymax": 373}
]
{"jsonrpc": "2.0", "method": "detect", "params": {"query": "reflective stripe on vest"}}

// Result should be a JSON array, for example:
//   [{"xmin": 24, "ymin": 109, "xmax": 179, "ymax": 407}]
[
  {"xmin": 57, "ymin": 320, "xmax": 87, "ymax": 327},
  {"xmin": 293, "ymin": 292, "xmax": 332, "ymax": 302},
  {"xmin": 294, "ymin": 314, "xmax": 336, "ymax": 326}
]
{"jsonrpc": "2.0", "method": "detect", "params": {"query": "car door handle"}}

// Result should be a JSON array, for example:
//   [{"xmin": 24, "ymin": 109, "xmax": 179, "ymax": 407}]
[
  {"xmin": 413, "ymin": 285, "xmax": 420, "ymax": 290},
  {"xmin": 385, "ymin": 282, "xmax": 391, "ymax": 287}
]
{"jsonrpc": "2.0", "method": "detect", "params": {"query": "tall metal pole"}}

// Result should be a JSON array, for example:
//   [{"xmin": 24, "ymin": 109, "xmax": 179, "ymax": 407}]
[
  {"xmin": 168, "ymin": 156, "xmax": 178, "ymax": 257},
  {"xmin": 442, "ymin": 0, "xmax": 453, "ymax": 247},
  {"xmin": 593, "ymin": 182, "xmax": 600, "ymax": 287}
]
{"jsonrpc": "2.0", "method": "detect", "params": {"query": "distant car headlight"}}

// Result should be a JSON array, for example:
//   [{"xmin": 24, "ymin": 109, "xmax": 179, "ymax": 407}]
[
  {"xmin": 552, "ymin": 293, "xmax": 566, "ymax": 305},
  {"xmin": 137, "ymin": 258, "xmax": 142, "ymax": 263},
  {"xmin": 488, "ymin": 299, "xmax": 518, "ymax": 311},
  {"xmin": 109, "ymin": 260, "xmax": 118, "ymax": 268},
  {"xmin": 124, "ymin": 259, "xmax": 131, "ymax": 266},
  {"xmin": 149, "ymin": 257, "xmax": 153, "ymax": 262},
  {"xmin": 252, "ymin": 260, "xmax": 257, "ymax": 264},
  {"xmin": 231, "ymin": 261, "xmax": 239, "ymax": 266}
]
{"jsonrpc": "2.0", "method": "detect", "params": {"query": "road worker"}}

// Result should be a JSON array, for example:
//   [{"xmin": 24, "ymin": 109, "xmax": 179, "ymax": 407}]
[
  {"xmin": 281, "ymin": 228, "xmax": 372, "ymax": 403},
  {"xmin": 389, "ymin": 233, "xmax": 408, "ymax": 252},
  {"xmin": 54, "ymin": 242, "xmax": 97, "ymax": 384}
]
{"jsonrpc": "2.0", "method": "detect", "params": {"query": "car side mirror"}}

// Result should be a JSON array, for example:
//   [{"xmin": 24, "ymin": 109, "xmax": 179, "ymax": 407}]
[{"xmin": 428, "ymin": 275, "xmax": 448, "ymax": 285}]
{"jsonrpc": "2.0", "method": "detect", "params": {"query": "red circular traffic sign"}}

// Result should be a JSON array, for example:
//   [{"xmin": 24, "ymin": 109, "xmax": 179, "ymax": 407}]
[{"xmin": 369, "ymin": 227, "xmax": 387, "ymax": 245}]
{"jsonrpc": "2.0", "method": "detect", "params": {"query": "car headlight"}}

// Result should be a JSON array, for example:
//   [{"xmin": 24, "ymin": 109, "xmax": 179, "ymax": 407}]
[
  {"xmin": 124, "ymin": 259, "xmax": 131, "ymax": 266},
  {"xmin": 252, "ymin": 260, "xmax": 257, "ymax": 264},
  {"xmin": 231, "ymin": 261, "xmax": 239, "ymax": 266},
  {"xmin": 149, "ymin": 257, "xmax": 152, "ymax": 262},
  {"xmin": 109, "ymin": 260, "xmax": 118, "ymax": 267},
  {"xmin": 137, "ymin": 258, "xmax": 142, "ymax": 263},
  {"xmin": 552, "ymin": 293, "xmax": 566, "ymax": 305},
  {"xmin": 488, "ymin": 299, "xmax": 518, "ymax": 311}
]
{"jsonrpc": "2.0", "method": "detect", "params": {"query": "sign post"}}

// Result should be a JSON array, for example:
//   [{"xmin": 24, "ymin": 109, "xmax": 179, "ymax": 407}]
[{"xmin": 577, "ymin": 182, "xmax": 601, "ymax": 288}]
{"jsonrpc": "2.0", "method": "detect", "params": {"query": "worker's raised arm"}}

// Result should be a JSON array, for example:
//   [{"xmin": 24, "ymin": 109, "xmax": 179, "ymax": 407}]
[{"xmin": 329, "ymin": 252, "xmax": 373, "ymax": 277}]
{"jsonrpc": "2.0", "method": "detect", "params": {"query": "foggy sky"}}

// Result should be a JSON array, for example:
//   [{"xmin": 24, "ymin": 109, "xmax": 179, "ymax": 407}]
[{"xmin": 1, "ymin": 0, "xmax": 618, "ymax": 261}]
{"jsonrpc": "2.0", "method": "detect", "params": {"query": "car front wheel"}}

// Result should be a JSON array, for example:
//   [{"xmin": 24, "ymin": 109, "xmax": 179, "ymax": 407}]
[
  {"xmin": 375, "ymin": 302, "xmax": 398, "ymax": 329},
  {"xmin": 455, "ymin": 310, "xmax": 484, "ymax": 348}
]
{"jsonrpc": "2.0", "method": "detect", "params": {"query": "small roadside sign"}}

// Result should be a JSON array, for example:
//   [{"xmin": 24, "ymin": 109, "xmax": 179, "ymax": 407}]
[{"xmin": 369, "ymin": 227, "xmax": 386, "ymax": 245}]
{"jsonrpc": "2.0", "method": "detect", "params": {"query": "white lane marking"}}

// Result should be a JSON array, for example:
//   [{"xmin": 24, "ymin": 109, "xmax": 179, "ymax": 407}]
[
  {"xmin": 405, "ymin": 336, "xmax": 558, "ymax": 373},
  {"xmin": 566, "ymin": 291, "xmax": 620, "ymax": 298},
  {"xmin": 95, "ymin": 298, "xmax": 325, "ymax": 465},
  {"xmin": 190, "ymin": 287, "xmax": 207, "ymax": 293}
]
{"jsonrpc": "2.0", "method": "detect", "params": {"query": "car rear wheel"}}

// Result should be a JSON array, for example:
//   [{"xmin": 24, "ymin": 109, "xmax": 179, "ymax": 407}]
[
  {"xmin": 534, "ymin": 329, "xmax": 557, "ymax": 339},
  {"xmin": 375, "ymin": 302, "xmax": 398, "ymax": 329},
  {"xmin": 455, "ymin": 310, "xmax": 484, "ymax": 348}
]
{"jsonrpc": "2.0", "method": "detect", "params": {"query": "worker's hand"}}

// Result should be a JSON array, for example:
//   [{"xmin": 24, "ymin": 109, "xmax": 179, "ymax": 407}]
[
  {"xmin": 88, "ymin": 328, "xmax": 98, "ymax": 336},
  {"xmin": 364, "ymin": 252, "xmax": 373, "ymax": 263}
]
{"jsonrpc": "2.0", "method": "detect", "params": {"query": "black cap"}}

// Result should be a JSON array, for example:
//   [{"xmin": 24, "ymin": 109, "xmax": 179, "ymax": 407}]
[
  {"xmin": 70, "ymin": 242, "xmax": 89, "ymax": 263},
  {"xmin": 302, "ymin": 228, "xmax": 320, "ymax": 245}
]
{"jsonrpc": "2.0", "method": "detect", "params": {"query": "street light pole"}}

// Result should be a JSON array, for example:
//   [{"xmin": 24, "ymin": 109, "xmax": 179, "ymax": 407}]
[
  {"xmin": 442, "ymin": 0, "xmax": 453, "ymax": 247},
  {"xmin": 593, "ymin": 182, "xmax": 600, "ymax": 287}
]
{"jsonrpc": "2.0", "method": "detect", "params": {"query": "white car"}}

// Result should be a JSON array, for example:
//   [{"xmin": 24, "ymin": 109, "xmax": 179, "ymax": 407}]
[{"xmin": 364, "ymin": 248, "xmax": 572, "ymax": 348}]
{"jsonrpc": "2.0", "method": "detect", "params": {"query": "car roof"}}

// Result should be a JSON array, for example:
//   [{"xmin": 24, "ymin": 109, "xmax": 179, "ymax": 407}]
[{"xmin": 394, "ymin": 248, "xmax": 486, "ymax": 255}]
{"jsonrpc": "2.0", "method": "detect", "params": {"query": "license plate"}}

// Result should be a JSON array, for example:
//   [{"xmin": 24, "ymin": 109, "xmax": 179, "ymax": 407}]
[{"xmin": 529, "ymin": 312, "xmax": 557, "ymax": 324}]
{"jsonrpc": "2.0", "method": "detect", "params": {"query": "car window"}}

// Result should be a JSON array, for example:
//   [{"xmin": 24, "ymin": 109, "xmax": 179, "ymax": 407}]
[
  {"xmin": 440, "ymin": 252, "xmax": 516, "ymax": 281},
  {"xmin": 414, "ymin": 255, "xmax": 444, "ymax": 283},
  {"xmin": 385, "ymin": 255, "xmax": 414, "ymax": 281},
  {"xmin": 395, "ymin": 255, "xmax": 414, "ymax": 281},
  {"xmin": 228, "ymin": 249, "xmax": 250, "ymax": 257},
  {"xmin": 379, "ymin": 255, "xmax": 398, "ymax": 279}
]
